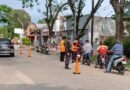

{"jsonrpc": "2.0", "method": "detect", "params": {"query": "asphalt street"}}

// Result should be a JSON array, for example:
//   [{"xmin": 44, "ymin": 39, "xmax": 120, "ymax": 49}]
[{"xmin": 0, "ymin": 49, "xmax": 130, "ymax": 90}]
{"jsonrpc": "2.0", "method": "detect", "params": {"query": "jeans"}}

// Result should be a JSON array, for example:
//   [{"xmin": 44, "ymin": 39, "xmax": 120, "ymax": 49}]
[
  {"xmin": 83, "ymin": 53, "xmax": 91, "ymax": 60},
  {"xmin": 65, "ymin": 54, "xmax": 70, "ymax": 65},
  {"xmin": 106, "ymin": 55, "xmax": 121, "ymax": 72}
]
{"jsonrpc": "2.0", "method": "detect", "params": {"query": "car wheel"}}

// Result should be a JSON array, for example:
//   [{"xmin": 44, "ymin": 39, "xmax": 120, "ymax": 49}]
[{"xmin": 10, "ymin": 53, "xmax": 15, "ymax": 57}]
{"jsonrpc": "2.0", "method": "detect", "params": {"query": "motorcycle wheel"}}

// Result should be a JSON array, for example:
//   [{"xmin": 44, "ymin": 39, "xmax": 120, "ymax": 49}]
[
  {"xmin": 87, "ymin": 60, "xmax": 91, "ymax": 66},
  {"xmin": 117, "ymin": 63, "xmax": 125, "ymax": 75}
]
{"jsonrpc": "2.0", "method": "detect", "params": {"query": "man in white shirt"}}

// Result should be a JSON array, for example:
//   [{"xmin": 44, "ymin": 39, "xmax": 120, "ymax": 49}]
[
  {"xmin": 83, "ymin": 40, "xmax": 93, "ymax": 55},
  {"xmin": 82, "ymin": 40, "xmax": 93, "ymax": 64}
]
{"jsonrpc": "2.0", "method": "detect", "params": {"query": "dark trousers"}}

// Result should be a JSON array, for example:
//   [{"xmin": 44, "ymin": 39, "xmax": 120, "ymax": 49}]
[
  {"xmin": 60, "ymin": 52, "xmax": 65, "ymax": 62},
  {"xmin": 72, "ymin": 51, "xmax": 77, "ymax": 63},
  {"xmin": 65, "ymin": 54, "xmax": 70, "ymax": 65},
  {"xmin": 65, "ymin": 54, "xmax": 71, "ymax": 68}
]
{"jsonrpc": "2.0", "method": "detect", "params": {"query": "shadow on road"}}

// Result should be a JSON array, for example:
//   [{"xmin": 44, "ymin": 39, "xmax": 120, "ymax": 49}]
[{"xmin": 0, "ymin": 83, "xmax": 79, "ymax": 90}]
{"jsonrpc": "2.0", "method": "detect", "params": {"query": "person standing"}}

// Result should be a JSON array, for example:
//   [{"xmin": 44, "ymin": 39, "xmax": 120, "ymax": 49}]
[
  {"xmin": 65, "ymin": 37, "xmax": 71, "ymax": 69},
  {"xmin": 59, "ymin": 36, "xmax": 66, "ymax": 62}
]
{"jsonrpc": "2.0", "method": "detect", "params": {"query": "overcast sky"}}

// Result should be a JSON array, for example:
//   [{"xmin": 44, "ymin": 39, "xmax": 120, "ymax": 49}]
[{"xmin": 0, "ymin": 0, "xmax": 114, "ymax": 23}]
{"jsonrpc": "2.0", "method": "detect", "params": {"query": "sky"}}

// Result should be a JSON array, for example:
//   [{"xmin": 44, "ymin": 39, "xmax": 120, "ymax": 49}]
[{"xmin": 0, "ymin": 0, "xmax": 114, "ymax": 23}]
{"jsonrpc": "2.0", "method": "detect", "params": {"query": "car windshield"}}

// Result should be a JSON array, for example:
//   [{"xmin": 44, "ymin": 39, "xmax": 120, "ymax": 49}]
[{"xmin": 0, "ymin": 40, "xmax": 11, "ymax": 44}]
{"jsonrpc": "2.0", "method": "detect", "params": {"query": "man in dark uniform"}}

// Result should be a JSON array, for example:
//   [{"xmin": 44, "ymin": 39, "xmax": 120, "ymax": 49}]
[{"xmin": 65, "ymin": 37, "xmax": 71, "ymax": 69}]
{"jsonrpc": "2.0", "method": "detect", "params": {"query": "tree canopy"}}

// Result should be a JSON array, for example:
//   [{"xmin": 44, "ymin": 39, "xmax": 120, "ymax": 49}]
[{"xmin": 0, "ymin": 5, "xmax": 31, "ymax": 38}]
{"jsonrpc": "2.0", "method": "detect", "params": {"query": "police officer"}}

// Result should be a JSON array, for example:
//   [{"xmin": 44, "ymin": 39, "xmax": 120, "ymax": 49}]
[
  {"xmin": 65, "ymin": 37, "xmax": 71, "ymax": 69},
  {"xmin": 59, "ymin": 36, "xmax": 66, "ymax": 62}
]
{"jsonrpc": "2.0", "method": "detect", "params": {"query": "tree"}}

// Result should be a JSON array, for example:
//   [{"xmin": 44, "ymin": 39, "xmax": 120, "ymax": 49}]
[
  {"xmin": 10, "ymin": 9, "xmax": 31, "ymax": 29},
  {"xmin": 123, "ymin": 0, "xmax": 130, "ymax": 36},
  {"xmin": 44, "ymin": 0, "xmax": 68, "ymax": 37},
  {"xmin": 68, "ymin": 0, "xmax": 104, "ymax": 39},
  {"xmin": 37, "ymin": 19, "xmax": 46, "ymax": 24},
  {"xmin": 19, "ymin": 0, "xmax": 68, "ymax": 38},
  {"xmin": 0, "ymin": 5, "xmax": 31, "ymax": 38},
  {"xmin": 110, "ymin": 0, "xmax": 125, "ymax": 40},
  {"xmin": 0, "ymin": 5, "xmax": 12, "ymax": 24}
]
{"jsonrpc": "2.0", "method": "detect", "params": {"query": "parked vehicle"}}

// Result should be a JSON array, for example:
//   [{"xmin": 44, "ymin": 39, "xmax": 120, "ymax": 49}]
[
  {"xmin": 106, "ymin": 56, "xmax": 127, "ymax": 75},
  {"xmin": 0, "ymin": 38, "xmax": 15, "ymax": 57},
  {"xmin": 41, "ymin": 43, "xmax": 50, "ymax": 55},
  {"xmin": 36, "ymin": 42, "xmax": 50, "ymax": 55}
]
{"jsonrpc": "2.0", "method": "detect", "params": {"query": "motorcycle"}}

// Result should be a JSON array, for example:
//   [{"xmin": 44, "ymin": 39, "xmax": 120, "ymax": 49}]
[
  {"xmin": 36, "ymin": 46, "xmax": 42, "ymax": 53},
  {"xmin": 41, "ymin": 43, "xmax": 50, "ymax": 55},
  {"xmin": 99, "ymin": 54, "xmax": 107, "ymax": 69},
  {"xmin": 82, "ymin": 53, "xmax": 91, "ymax": 66},
  {"xmin": 106, "ymin": 56, "xmax": 127, "ymax": 75}
]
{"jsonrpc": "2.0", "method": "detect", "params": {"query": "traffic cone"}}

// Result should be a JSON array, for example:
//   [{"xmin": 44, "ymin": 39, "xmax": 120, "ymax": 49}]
[
  {"xmin": 28, "ymin": 47, "xmax": 31, "ymax": 57},
  {"xmin": 73, "ymin": 57, "xmax": 80, "ymax": 74},
  {"xmin": 19, "ymin": 47, "xmax": 22, "ymax": 55}
]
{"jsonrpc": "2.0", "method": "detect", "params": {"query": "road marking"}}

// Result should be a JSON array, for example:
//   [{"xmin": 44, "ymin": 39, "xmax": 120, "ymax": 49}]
[{"xmin": 15, "ymin": 70, "xmax": 35, "ymax": 85}]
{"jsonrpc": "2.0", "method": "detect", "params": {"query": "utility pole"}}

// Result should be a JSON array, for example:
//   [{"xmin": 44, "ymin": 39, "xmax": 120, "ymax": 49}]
[
  {"xmin": 73, "ymin": 10, "xmax": 77, "ymax": 40},
  {"xmin": 73, "ymin": 0, "xmax": 78, "ymax": 40},
  {"xmin": 91, "ymin": 0, "xmax": 94, "ymax": 47}
]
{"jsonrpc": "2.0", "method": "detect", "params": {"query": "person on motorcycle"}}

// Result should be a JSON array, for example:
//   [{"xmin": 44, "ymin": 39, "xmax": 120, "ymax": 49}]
[
  {"xmin": 83, "ymin": 40, "xmax": 93, "ymax": 64},
  {"xmin": 106, "ymin": 39, "xmax": 124, "ymax": 72},
  {"xmin": 95, "ymin": 42, "xmax": 108, "ymax": 68}
]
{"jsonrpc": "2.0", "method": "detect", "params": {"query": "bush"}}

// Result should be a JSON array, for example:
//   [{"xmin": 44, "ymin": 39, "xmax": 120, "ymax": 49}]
[
  {"xmin": 123, "ymin": 38, "xmax": 130, "ymax": 57},
  {"xmin": 103, "ymin": 37, "xmax": 116, "ymax": 49},
  {"xmin": 22, "ymin": 38, "xmax": 32, "ymax": 46},
  {"xmin": 104, "ymin": 37, "xmax": 130, "ymax": 57}
]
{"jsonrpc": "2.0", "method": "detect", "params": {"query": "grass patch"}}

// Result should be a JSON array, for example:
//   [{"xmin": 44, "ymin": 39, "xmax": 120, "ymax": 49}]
[
  {"xmin": 91, "ymin": 55, "xmax": 97, "ymax": 63},
  {"xmin": 126, "ymin": 60, "xmax": 130, "ymax": 68}
]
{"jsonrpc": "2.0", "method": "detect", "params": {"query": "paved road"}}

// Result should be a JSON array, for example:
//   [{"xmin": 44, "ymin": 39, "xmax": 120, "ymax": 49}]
[{"xmin": 0, "ymin": 49, "xmax": 130, "ymax": 90}]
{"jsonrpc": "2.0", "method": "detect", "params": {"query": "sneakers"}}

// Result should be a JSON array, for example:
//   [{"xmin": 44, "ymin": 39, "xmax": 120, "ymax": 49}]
[{"xmin": 65, "ymin": 67, "xmax": 71, "ymax": 70}]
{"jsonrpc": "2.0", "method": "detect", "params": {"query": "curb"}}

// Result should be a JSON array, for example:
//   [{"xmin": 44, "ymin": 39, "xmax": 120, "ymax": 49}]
[{"xmin": 126, "ymin": 68, "xmax": 130, "ymax": 72}]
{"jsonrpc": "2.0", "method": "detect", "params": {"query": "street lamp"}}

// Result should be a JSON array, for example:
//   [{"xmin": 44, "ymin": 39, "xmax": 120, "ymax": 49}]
[
  {"xmin": 17, "ymin": 18, "xmax": 24, "ymax": 29},
  {"xmin": 16, "ymin": 17, "xmax": 24, "ymax": 46}
]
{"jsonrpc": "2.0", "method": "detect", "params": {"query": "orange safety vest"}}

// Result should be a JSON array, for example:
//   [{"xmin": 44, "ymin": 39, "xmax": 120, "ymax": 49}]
[
  {"xmin": 71, "ymin": 41, "xmax": 79, "ymax": 52},
  {"xmin": 59, "ymin": 40, "xmax": 65, "ymax": 52}
]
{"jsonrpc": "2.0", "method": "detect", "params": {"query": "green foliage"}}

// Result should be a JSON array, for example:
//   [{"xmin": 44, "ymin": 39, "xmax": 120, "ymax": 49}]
[
  {"xmin": 111, "ymin": 1, "xmax": 130, "ymax": 21},
  {"xmin": 104, "ymin": 37, "xmax": 116, "ymax": 50},
  {"xmin": 126, "ymin": 59, "xmax": 130, "ymax": 68},
  {"xmin": 0, "ymin": 27, "xmax": 8, "ymax": 38},
  {"xmin": 37, "ymin": 19, "xmax": 45, "ymax": 24},
  {"xmin": 0, "ymin": 5, "xmax": 31, "ymax": 38},
  {"xmin": 123, "ymin": 38, "xmax": 130, "ymax": 57},
  {"xmin": 22, "ymin": 38, "xmax": 32, "ymax": 46}
]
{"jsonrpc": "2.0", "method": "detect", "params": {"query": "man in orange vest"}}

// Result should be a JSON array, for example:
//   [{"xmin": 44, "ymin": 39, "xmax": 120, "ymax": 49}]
[
  {"xmin": 71, "ymin": 39, "xmax": 80, "ymax": 63},
  {"xmin": 59, "ymin": 36, "xmax": 66, "ymax": 62}
]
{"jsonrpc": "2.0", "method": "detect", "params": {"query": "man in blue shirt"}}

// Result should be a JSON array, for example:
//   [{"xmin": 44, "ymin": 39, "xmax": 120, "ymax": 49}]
[{"xmin": 106, "ymin": 40, "xmax": 124, "ymax": 72}]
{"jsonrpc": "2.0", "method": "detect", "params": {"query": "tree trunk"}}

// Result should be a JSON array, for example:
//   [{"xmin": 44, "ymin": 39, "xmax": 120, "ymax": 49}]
[
  {"xmin": 110, "ymin": 0, "xmax": 125, "ymax": 40},
  {"xmin": 115, "ymin": 11, "xmax": 124, "ymax": 40}
]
